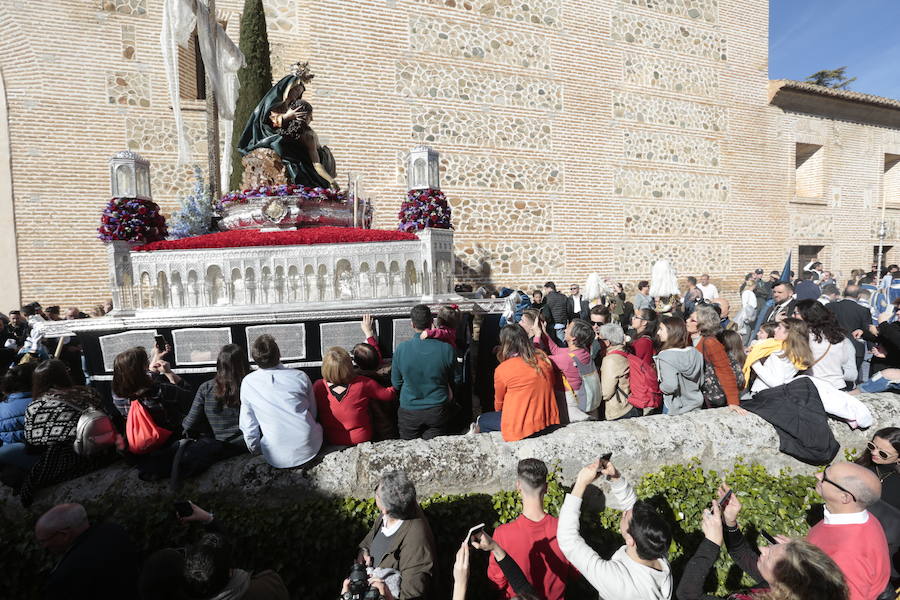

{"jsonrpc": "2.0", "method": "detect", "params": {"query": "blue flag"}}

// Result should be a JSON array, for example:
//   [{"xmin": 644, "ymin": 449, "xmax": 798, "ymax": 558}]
[{"xmin": 780, "ymin": 251, "xmax": 792, "ymax": 282}]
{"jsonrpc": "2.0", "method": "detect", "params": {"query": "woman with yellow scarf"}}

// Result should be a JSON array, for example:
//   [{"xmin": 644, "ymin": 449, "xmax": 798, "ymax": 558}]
[{"xmin": 742, "ymin": 318, "xmax": 813, "ymax": 393}]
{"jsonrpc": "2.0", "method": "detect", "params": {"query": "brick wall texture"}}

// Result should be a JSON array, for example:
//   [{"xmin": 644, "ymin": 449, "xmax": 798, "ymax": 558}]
[{"xmin": 1, "ymin": 0, "xmax": 899, "ymax": 309}]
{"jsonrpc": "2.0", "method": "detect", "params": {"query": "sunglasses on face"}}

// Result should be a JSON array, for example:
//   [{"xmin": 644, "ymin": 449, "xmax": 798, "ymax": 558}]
[
  {"xmin": 868, "ymin": 441, "xmax": 898, "ymax": 460},
  {"xmin": 821, "ymin": 467, "xmax": 857, "ymax": 502}
]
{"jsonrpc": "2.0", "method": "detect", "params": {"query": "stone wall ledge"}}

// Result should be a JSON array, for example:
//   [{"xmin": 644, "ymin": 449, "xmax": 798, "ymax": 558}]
[{"xmin": 2, "ymin": 393, "xmax": 897, "ymax": 519}]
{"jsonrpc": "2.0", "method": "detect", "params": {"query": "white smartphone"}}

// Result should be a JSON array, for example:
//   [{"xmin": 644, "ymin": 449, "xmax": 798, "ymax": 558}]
[{"xmin": 465, "ymin": 522, "xmax": 485, "ymax": 542}]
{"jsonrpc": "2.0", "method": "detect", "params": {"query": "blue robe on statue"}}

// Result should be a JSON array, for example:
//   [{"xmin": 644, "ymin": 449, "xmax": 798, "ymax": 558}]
[{"xmin": 236, "ymin": 74, "xmax": 335, "ymax": 189}]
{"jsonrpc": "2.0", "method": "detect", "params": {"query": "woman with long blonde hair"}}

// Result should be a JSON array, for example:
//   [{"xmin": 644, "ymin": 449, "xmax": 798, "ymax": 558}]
[{"xmin": 743, "ymin": 318, "xmax": 813, "ymax": 393}]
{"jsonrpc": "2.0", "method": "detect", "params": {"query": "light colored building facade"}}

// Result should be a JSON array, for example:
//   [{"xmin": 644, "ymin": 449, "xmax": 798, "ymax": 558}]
[{"xmin": 0, "ymin": 0, "xmax": 898, "ymax": 309}]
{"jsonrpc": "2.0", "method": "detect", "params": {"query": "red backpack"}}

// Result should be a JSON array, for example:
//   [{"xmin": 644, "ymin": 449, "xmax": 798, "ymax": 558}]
[
  {"xmin": 125, "ymin": 399, "xmax": 172, "ymax": 454},
  {"xmin": 609, "ymin": 349, "xmax": 662, "ymax": 409}
]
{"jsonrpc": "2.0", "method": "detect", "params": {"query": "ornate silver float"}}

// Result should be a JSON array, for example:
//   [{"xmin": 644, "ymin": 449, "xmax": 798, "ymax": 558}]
[{"xmin": 218, "ymin": 194, "xmax": 370, "ymax": 231}]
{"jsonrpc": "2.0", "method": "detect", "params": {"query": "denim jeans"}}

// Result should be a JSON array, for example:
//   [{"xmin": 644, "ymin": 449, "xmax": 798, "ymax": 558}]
[
  {"xmin": 476, "ymin": 411, "xmax": 502, "ymax": 433},
  {"xmin": 860, "ymin": 372, "xmax": 900, "ymax": 393},
  {"xmin": 750, "ymin": 298, "xmax": 774, "ymax": 339},
  {"xmin": 611, "ymin": 405, "xmax": 642, "ymax": 420},
  {"xmin": 0, "ymin": 442, "xmax": 40, "ymax": 471}
]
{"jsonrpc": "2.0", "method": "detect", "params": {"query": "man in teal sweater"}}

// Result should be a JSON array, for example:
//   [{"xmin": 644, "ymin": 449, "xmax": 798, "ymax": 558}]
[{"xmin": 391, "ymin": 304, "xmax": 456, "ymax": 440}]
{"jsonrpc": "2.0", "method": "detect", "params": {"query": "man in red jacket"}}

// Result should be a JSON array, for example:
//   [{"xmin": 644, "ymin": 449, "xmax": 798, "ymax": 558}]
[
  {"xmin": 807, "ymin": 462, "xmax": 890, "ymax": 600},
  {"xmin": 487, "ymin": 459, "xmax": 575, "ymax": 600}
]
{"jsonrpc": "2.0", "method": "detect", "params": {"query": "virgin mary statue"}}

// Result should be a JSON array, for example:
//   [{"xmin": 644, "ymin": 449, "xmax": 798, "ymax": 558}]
[{"xmin": 236, "ymin": 62, "xmax": 339, "ymax": 190}]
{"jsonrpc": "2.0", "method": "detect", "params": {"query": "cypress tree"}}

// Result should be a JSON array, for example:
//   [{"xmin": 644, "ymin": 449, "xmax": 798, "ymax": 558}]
[{"xmin": 229, "ymin": 0, "xmax": 273, "ymax": 192}]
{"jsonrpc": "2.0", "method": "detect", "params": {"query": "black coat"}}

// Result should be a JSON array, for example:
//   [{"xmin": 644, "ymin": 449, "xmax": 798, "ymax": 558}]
[
  {"xmin": 871, "ymin": 321, "xmax": 900, "ymax": 375},
  {"xmin": 675, "ymin": 526, "xmax": 766, "ymax": 600},
  {"xmin": 761, "ymin": 298, "xmax": 796, "ymax": 323},
  {"xmin": 869, "ymin": 500, "xmax": 900, "ymax": 590},
  {"xmin": 542, "ymin": 290, "xmax": 568, "ymax": 328},
  {"xmin": 567, "ymin": 295, "xmax": 590, "ymax": 322},
  {"xmin": 44, "ymin": 522, "xmax": 139, "ymax": 600},
  {"xmin": 742, "ymin": 377, "xmax": 839, "ymax": 465},
  {"xmin": 828, "ymin": 299, "xmax": 873, "ymax": 359}
]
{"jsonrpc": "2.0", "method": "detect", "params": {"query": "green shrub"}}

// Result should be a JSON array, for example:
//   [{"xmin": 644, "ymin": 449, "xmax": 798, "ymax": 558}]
[
  {"xmin": 229, "ymin": 0, "xmax": 273, "ymax": 191},
  {"xmin": 0, "ymin": 459, "xmax": 819, "ymax": 599}
]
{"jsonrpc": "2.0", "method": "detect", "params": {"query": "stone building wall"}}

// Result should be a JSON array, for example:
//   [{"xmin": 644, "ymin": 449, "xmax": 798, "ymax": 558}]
[
  {"xmin": 767, "ymin": 90, "xmax": 900, "ymax": 274},
  {"xmin": 0, "ymin": 0, "xmax": 898, "ymax": 308}
]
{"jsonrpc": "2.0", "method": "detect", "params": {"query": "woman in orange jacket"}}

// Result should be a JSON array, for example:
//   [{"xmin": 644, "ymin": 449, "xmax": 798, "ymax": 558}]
[{"xmin": 476, "ymin": 325, "xmax": 560, "ymax": 441}]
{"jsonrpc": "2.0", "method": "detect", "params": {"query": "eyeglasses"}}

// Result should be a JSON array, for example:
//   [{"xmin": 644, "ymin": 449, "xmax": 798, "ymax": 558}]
[
  {"xmin": 821, "ymin": 467, "xmax": 857, "ymax": 502},
  {"xmin": 867, "ymin": 441, "xmax": 898, "ymax": 460}
]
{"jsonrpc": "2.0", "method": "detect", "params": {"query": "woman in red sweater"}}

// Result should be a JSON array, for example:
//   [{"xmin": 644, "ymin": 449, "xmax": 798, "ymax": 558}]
[
  {"xmin": 687, "ymin": 305, "xmax": 747, "ymax": 415},
  {"xmin": 313, "ymin": 347, "xmax": 397, "ymax": 446},
  {"xmin": 629, "ymin": 308, "xmax": 659, "ymax": 362}
]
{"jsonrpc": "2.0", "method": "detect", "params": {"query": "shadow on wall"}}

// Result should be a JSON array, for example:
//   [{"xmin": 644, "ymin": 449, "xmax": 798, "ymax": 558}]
[{"xmin": 455, "ymin": 246, "xmax": 496, "ymax": 293}]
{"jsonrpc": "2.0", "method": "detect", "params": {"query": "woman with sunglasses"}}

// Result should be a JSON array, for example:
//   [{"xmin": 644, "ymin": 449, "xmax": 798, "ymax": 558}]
[
  {"xmin": 855, "ymin": 427, "xmax": 900, "ymax": 511},
  {"xmin": 629, "ymin": 308, "xmax": 659, "ymax": 362}
]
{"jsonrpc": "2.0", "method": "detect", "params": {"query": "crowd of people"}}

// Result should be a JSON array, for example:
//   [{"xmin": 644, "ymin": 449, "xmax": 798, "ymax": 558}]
[
  {"xmin": 1, "ymin": 261, "xmax": 899, "ymax": 598},
  {"xmin": 27, "ymin": 434, "xmax": 900, "ymax": 600}
]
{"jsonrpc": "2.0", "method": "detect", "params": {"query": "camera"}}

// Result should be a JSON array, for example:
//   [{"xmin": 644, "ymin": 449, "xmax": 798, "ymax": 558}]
[{"xmin": 346, "ymin": 563, "xmax": 382, "ymax": 600}]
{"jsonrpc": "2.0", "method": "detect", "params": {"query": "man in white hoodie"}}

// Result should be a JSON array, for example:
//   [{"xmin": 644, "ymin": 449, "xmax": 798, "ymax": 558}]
[{"xmin": 558, "ymin": 459, "xmax": 673, "ymax": 600}]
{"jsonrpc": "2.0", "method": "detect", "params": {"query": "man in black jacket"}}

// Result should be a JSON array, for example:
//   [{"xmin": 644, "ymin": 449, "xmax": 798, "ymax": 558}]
[
  {"xmin": 2, "ymin": 309, "xmax": 29, "ymax": 349},
  {"xmin": 567, "ymin": 284, "xmax": 590, "ymax": 322},
  {"xmin": 542, "ymin": 282, "xmax": 568, "ymax": 346},
  {"xmin": 760, "ymin": 281, "xmax": 796, "ymax": 323},
  {"xmin": 828, "ymin": 285, "xmax": 875, "ymax": 377},
  {"xmin": 868, "ymin": 500, "xmax": 900, "ymax": 598},
  {"xmin": 870, "ymin": 319, "xmax": 900, "ymax": 376},
  {"xmin": 36, "ymin": 503, "xmax": 139, "ymax": 599}
]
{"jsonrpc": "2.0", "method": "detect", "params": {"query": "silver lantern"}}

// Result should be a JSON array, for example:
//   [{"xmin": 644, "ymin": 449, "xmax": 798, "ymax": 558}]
[
  {"xmin": 109, "ymin": 150, "xmax": 152, "ymax": 200},
  {"xmin": 406, "ymin": 145, "xmax": 440, "ymax": 191}
]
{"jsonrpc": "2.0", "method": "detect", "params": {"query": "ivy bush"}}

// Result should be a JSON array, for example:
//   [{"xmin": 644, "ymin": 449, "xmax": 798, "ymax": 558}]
[{"xmin": 0, "ymin": 459, "xmax": 820, "ymax": 599}]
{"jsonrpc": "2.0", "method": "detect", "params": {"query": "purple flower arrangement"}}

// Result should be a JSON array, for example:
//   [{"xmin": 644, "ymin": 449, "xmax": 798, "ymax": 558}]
[
  {"xmin": 217, "ymin": 184, "xmax": 346, "ymax": 211},
  {"xmin": 397, "ymin": 188, "xmax": 452, "ymax": 232},
  {"xmin": 97, "ymin": 197, "xmax": 168, "ymax": 243}
]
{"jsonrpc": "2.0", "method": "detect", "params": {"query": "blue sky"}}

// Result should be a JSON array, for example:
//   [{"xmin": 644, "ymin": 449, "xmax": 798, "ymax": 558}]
[{"xmin": 769, "ymin": 0, "xmax": 900, "ymax": 100}]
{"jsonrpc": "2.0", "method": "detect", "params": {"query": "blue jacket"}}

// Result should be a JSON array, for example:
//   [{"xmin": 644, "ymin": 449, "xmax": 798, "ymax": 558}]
[
  {"xmin": 0, "ymin": 392, "xmax": 31, "ymax": 445},
  {"xmin": 795, "ymin": 279, "xmax": 821, "ymax": 302}
]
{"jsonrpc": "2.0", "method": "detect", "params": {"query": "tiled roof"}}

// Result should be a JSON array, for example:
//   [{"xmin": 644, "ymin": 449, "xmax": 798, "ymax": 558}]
[{"xmin": 770, "ymin": 79, "xmax": 900, "ymax": 111}]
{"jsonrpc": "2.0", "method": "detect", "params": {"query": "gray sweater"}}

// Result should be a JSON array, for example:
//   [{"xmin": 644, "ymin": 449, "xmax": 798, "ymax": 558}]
[{"xmin": 654, "ymin": 347, "xmax": 704, "ymax": 415}]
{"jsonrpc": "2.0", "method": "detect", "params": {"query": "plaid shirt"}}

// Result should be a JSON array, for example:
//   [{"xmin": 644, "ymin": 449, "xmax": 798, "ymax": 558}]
[{"xmin": 182, "ymin": 379, "xmax": 241, "ymax": 442}]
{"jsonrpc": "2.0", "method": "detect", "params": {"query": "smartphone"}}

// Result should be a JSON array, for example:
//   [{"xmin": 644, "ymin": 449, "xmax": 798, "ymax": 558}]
[
  {"xmin": 173, "ymin": 500, "xmax": 193, "ymax": 518},
  {"xmin": 717, "ymin": 489, "xmax": 733, "ymax": 510},
  {"xmin": 760, "ymin": 529, "xmax": 777, "ymax": 545},
  {"xmin": 597, "ymin": 452, "xmax": 613, "ymax": 471},
  {"xmin": 154, "ymin": 335, "xmax": 166, "ymax": 352},
  {"xmin": 466, "ymin": 523, "xmax": 485, "ymax": 543}
]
